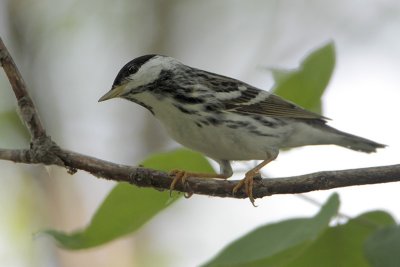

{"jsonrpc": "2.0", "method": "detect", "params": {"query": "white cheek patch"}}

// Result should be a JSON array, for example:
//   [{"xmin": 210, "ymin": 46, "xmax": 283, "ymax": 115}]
[
  {"xmin": 127, "ymin": 64, "xmax": 162, "ymax": 89},
  {"xmin": 124, "ymin": 56, "xmax": 179, "ymax": 94}
]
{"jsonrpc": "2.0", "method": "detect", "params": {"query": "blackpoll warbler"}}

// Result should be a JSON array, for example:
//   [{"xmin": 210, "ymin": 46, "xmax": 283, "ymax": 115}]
[{"xmin": 99, "ymin": 54, "xmax": 385, "ymax": 205}]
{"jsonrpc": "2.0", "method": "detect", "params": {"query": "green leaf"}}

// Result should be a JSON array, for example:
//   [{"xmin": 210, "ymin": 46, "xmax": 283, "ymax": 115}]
[
  {"xmin": 139, "ymin": 148, "xmax": 215, "ymax": 174},
  {"xmin": 269, "ymin": 68, "xmax": 295, "ymax": 84},
  {"xmin": 0, "ymin": 110, "xmax": 30, "ymax": 148},
  {"xmin": 286, "ymin": 211, "xmax": 396, "ymax": 267},
  {"xmin": 45, "ymin": 148, "xmax": 214, "ymax": 249},
  {"xmin": 364, "ymin": 224, "xmax": 400, "ymax": 267},
  {"xmin": 272, "ymin": 42, "xmax": 335, "ymax": 114},
  {"xmin": 203, "ymin": 193, "xmax": 340, "ymax": 267}
]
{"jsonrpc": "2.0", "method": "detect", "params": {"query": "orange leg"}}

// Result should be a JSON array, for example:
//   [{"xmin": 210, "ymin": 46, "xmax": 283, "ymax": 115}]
[
  {"xmin": 169, "ymin": 170, "xmax": 230, "ymax": 196},
  {"xmin": 232, "ymin": 158, "xmax": 274, "ymax": 206}
]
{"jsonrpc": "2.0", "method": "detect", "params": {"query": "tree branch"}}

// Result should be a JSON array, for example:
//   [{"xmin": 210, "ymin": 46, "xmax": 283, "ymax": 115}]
[
  {"xmin": 1, "ymin": 147, "xmax": 400, "ymax": 199},
  {"xmin": 1, "ymin": 36, "xmax": 399, "ymax": 201},
  {"xmin": 0, "ymin": 38, "xmax": 46, "ymax": 139}
]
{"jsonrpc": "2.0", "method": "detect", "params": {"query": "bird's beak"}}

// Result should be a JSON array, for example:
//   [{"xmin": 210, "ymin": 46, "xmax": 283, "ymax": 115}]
[{"xmin": 98, "ymin": 85, "xmax": 125, "ymax": 102}]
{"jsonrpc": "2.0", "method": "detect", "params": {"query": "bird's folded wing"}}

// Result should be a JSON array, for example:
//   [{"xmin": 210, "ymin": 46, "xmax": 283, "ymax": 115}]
[{"xmin": 223, "ymin": 87, "xmax": 326, "ymax": 120}]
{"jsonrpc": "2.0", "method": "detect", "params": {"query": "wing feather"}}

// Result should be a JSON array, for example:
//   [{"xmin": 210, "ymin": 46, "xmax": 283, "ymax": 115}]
[
  {"xmin": 223, "ymin": 87, "xmax": 326, "ymax": 120},
  {"xmin": 192, "ymin": 69, "xmax": 326, "ymax": 120}
]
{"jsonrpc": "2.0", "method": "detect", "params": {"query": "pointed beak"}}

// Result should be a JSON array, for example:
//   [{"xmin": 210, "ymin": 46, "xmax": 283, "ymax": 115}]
[{"xmin": 98, "ymin": 85, "xmax": 125, "ymax": 102}]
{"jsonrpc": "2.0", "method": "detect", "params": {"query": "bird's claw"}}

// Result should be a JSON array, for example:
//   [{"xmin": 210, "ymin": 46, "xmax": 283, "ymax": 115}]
[
  {"xmin": 169, "ymin": 169, "xmax": 186, "ymax": 196},
  {"xmin": 169, "ymin": 169, "xmax": 194, "ymax": 197},
  {"xmin": 232, "ymin": 171, "xmax": 257, "ymax": 207}
]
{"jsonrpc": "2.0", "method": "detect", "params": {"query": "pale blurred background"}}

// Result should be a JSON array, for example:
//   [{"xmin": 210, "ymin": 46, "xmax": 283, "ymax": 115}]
[{"xmin": 0, "ymin": 1, "xmax": 399, "ymax": 266}]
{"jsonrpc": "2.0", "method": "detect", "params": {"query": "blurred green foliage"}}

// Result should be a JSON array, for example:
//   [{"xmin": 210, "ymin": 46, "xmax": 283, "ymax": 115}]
[
  {"xmin": 365, "ymin": 224, "xmax": 400, "ymax": 267},
  {"xmin": 286, "ymin": 211, "xmax": 395, "ymax": 267},
  {"xmin": 203, "ymin": 194, "xmax": 340, "ymax": 267},
  {"xmin": 272, "ymin": 42, "xmax": 335, "ymax": 114},
  {"xmin": 0, "ymin": 110, "xmax": 30, "ymax": 148},
  {"xmin": 204, "ymin": 196, "xmax": 396, "ymax": 267},
  {"xmin": 45, "ymin": 148, "xmax": 214, "ymax": 249}
]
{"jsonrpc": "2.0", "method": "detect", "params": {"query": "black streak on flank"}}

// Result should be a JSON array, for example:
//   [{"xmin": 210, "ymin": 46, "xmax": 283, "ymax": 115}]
[
  {"xmin": 173, "ymin": 104, "xmax": 199, "ymax": 115},
  {"xmin": 251, "ymin": 115, "xmax": 283, "ymax": 128},
  {"xmin": 224, "ymin": 120, "xmax": 251, "ymax": 129},
  {"xmin": 204, "ymin": 104, "xmax": 221, "ymax": 112},
  {"xmin": 249, "ymin": 130, "xmax": 278, "ymax": 137},
  {"xmin": 243, "ymin": 122, "xmax": 278, "ymax": 137},
  {"xmin": 206, "ymin": 117, "xmax": 221, "ymax": 126},
  {"xmin": 113, "ymin": 54, "xmax": 158, "ymax": 87},
  {"xmin": 200, "ymin": 120, "xmax": 210, "ymax": 126}
]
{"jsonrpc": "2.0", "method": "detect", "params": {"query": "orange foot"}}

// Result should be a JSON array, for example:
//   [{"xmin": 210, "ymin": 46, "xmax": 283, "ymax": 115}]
[
  {"xmin": 232, "ymin": 170, "xmax": 258, "ymax": 206},
  {"xmin": 232, "ymin": 158, "xmax": 275, "ymax": 206},
  {"xmin": 169, "ymin": 170, "xmax": 229, "ymax": 197}
]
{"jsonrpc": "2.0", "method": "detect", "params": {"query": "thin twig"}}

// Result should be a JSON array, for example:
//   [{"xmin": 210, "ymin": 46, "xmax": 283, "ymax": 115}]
[
  {"xmin": 0, "ymin": 38, "xmax": 46, "ymax": 139},
  {"xmin": 1, "ymin": 36, "xmax": 399, "ymax": 201}
]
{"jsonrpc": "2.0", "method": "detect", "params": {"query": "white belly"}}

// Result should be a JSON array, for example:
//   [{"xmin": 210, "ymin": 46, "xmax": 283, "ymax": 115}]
[
  {"xmin": 154, "ymin": 105, "xmax": 285, "ymax": 161},
  {"xmin": 134, "ymin": 91, "xmax": 288, "ymax": 161}
]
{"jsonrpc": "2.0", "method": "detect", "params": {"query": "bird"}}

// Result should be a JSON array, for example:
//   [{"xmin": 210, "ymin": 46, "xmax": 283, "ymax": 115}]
[{"xmin": 99, "ymin": 54, "xmax": 385, "ymax": 205}]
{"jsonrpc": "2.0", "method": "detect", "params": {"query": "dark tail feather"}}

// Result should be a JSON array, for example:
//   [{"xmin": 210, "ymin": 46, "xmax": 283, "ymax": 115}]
[
  {"xmin": 339, "ymin": 133, "xmax": 386, "ymax": 153},
  {"xmin": 325, "ymin": 126, "xmax": 386, "ymax": 153}
]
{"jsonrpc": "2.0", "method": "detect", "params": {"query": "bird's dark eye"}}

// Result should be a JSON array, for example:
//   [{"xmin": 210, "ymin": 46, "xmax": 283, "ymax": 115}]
[
  {"xmin": 128, "ymin": 66, "xmax": 138, "ymax": 73},
  {"xmin": 112, "ymin": 55, "xmax": 158, "ymax": 87},
  {"xmin": 113, "ymin": 65, "xmax": 138, "ymax": 87}
]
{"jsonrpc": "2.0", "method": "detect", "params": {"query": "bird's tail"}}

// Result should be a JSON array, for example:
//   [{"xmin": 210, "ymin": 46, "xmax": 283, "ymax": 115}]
[{"xmin": 320, "ymin": 124, "xmax": 386, "ymax": 153}]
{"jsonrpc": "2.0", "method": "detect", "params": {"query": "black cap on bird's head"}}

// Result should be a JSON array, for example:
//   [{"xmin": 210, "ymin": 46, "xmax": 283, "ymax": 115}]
[
  {"xmin": 98, "ymin": 54, "xmax": 176, "ymax": 102},
  {"xmin": 112, "ymin": 54, "xmax": 158, "ymax": 88}
]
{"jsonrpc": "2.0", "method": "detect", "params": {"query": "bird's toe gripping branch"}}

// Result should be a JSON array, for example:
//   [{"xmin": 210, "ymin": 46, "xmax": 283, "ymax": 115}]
[
  {"xmin": 232, "ymin": 171, "xmax": 258, "ymax": 206},
  {"xmin": 232, "ymin": 158, "xmax": 275, "ymax": 206},
  {"xmin": 169, "ymin": 170, "xmax": 230, "ymax": 198}
]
